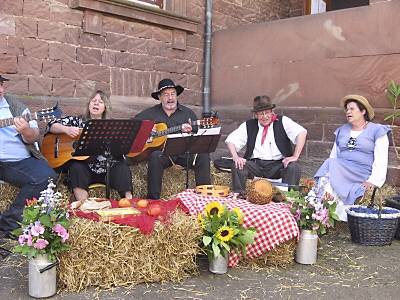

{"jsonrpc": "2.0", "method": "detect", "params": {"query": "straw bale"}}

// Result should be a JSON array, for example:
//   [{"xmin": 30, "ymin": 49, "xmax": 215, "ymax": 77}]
[
  {"xmin": 58, "ymin": 210, "xmax": 201, "ymax": 291},
  {"xmin": 242, "ymin": 239, "xmax": 296, "ymax": 268},
  {"xmin": 0, "ymin": 182, "xmax": 17, "ymax": 213}
]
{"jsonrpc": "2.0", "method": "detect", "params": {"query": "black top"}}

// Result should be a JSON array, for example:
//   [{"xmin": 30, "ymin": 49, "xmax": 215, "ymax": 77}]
[{"xmin": 135, "ymin": 103, "xmax": 198, "ymax": 131}]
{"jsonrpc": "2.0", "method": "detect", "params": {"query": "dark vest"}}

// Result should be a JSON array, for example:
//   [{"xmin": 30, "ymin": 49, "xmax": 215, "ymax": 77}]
[
  {"xmin": 5, "ymin": 96, "xmax": 44, "ymax": 160},
  {"xmin": 244, "ymin": 117, "xmax": 293, "ymax": 159}
]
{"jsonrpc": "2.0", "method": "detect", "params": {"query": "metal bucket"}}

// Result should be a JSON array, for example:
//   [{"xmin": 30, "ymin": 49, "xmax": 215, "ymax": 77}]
[
  {"xmin": 209, "ymin": 253, "xmax": 228, "ymax": 274},
  {"xmin": 28, "ymin": 254, "xmax": 57, "ymax": 298},
  {"xmin": 295, "ymin": 229, "xmax": 318, "ymax": 265}
]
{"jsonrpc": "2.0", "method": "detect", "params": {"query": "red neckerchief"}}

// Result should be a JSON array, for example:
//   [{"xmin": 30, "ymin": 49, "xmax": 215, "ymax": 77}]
[{"xmin": 261, "ymin": 114, "xmax": 278, "ymax": 145}]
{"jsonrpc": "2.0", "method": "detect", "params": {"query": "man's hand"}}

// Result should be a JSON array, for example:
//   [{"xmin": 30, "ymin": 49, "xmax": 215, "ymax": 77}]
[
  {"xmin": 13, "ymin": 117, "xmax": 30, "ymax": 134},
  {"xmin": 181, "ymin": 120, "xmax": 192, "ymax": 133},
  {"xmin": 65, "ymin": 126, "xmax": 80, "ymax": 138},
  {"xmin": 362, "ymin": 181, "xmax": 375, "ymax": 191},
  {"xmin": 233, "ymin": 156, "xmax": 246, "ymax": 170},
  {"xmin": 282, "ymin": 156, "xmax": 298, "ymax": 168}
]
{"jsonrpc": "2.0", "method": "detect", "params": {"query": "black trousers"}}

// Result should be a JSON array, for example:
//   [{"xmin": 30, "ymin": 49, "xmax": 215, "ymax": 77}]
[
  {"xmin": 147, "ymin": 150, "xmax": 211, "ymax": 199},
  {"xmin": 231, "ymin": 159, "xmax": 301, "ymax": 194},
  {"xmin": 68, "ymin": 160, "xmax": 133, "ymax": 198}
]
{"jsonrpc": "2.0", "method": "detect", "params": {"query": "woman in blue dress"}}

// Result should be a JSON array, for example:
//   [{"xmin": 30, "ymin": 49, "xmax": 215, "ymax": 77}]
[{"xmin": 314, "ymin": 95, "xmax": 391, "ymax": 221}]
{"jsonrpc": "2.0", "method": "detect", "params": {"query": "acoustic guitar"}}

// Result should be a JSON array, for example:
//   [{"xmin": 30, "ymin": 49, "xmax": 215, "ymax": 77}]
[
  {"xmin": 41, "ymin": 131, "xmax": 89, "ymax": 169},
  {"xmin": 42, "ymin": 117, "xmax": 219, "ymax": 168},
  {"xmin": 126, "ymin": 116, "xmax": 219, "ymax": 162},
  {"xmin": 0, "ymin": 104, "xmax": 61, "ymax": 129}
]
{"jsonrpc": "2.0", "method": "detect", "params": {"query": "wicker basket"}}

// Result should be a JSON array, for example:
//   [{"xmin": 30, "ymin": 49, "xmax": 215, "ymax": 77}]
[{"xmin": 346, "ymin": 189, "xmax": 400, "ymax": 246}]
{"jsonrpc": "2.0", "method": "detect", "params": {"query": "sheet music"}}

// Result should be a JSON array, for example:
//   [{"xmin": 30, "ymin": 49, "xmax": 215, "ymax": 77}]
[{"xmin": 167, "ymin": 126, "xmax": 221, "ymax": 139}]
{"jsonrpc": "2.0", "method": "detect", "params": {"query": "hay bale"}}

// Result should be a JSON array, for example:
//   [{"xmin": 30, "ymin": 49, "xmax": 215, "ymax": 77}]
[
  {"xmin": 58, "ymin": 210, "xmax": 201, "ymax": 291},
  {"xmin": 0, "ymin": 183, "xmax": 19, "ymax": 213},
  {"xmin": 132, "ymin": 162, "xmax": 196, "ymax": 199},
  {"xmin": 242, "ymin": 239, "xmax": 296, "ymax": 268}
]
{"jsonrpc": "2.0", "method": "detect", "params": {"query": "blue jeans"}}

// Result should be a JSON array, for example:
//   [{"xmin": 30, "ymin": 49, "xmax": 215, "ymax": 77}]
[{"xmin": 0, "ymin": 157, "xmax": 57, "ymax": 233}]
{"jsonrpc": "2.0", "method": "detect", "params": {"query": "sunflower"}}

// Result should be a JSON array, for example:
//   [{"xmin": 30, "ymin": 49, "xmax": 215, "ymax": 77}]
[
  {"xmin": 197, "ymin": 213, "xmax": 205, "ymax": 228},
  {"xmin": 205, "ymin": 201, "xmax": 224, "ymax": 217},
  {"xmin": 216, "ymin": 226, "xmax": 234, "ymax": 242},
  {"xmin": 232, "ymin": 207, "xmax": 244, "ymax": 224}
]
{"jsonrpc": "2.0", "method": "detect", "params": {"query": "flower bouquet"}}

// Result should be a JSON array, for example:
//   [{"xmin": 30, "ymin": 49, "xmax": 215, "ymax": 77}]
[
  {"xmin": 197, "ymin": 201, "xmax": 256, "ymax": 266},
  {"xmin": 12, "ymin": 180, "xmax": 70, "ymax": 262},
  {"xmin": 285, "ymin": 184, "xmax": 340, "ymax": 236}
]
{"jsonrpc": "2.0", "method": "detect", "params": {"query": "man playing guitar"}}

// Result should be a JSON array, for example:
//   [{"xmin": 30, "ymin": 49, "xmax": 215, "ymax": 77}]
[
  {"xmin": 135, "ymin": 78, "xmax": 211, "ymax": 199},
  {"xmin": 0, "ymin": 75, "xmax": 57, "ymax": 240}
]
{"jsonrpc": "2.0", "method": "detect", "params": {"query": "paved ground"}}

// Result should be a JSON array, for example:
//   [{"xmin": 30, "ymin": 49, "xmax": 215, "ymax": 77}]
[{"xmin": 1, "ymin": 225, "xmax": 400, "ymax": 300}]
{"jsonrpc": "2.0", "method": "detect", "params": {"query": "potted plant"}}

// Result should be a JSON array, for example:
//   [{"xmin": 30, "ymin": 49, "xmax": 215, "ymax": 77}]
[
  {"xmin": 383, "ymin": 80, "xmax": 400, "ymax": 231},
  {"xmin": 384, "ymin": 80, "xmax": 400, "ymax": 159},
  {"xmin": 12, "ymin": 180, "xmax": 70, "ymax": 298},
  {"xmin": 197, "ymin": 201, "xmax": 256, "ymax": 274},
  {"xmin": 285, "ymin": 184, "xmax": 339, "ymax": 264}
]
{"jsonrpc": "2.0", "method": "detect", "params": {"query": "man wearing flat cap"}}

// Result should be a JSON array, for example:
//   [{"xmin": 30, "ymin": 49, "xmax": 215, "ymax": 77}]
[
  {"xmin": 135, "ymin": 78, "xmax": 211, "ymax": 199},
  {"xmin": 226, "ymin": 95, "xmax": 307, "ymax": 196},
  {"xmin": 0, "ymin": 75, "xmax": 56, "ymax": 240}
]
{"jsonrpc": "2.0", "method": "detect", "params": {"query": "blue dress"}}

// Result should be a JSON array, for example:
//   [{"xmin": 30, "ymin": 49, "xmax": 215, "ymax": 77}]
[{"xmin": 314, "ymin": 122, "xmax": 391, "ymax": 205}]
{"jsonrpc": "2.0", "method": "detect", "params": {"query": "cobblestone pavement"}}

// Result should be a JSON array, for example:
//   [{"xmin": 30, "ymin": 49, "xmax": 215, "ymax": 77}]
[{"xmin": 1, "ymin": 225, "xmax": 400, "ymax": 300}]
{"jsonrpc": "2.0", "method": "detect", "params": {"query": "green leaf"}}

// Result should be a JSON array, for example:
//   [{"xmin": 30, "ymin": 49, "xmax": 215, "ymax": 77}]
[
  {"xmin": 39, "ymin": 215, "xmax": 52, "ymax": 228},
  {"xmin": 220, "ymin": 241, "xmax": 230, "ymax": 252},
  {"xmin": 212, "ymin": 242, "xmax": 220, "ymax": 258},
  {"xmin": 203, "ymin": 235, "xmax": 212, "ymax": 246}
]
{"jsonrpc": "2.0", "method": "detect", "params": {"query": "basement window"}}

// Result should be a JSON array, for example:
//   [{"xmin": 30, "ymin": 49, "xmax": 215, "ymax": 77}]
[
  {"xmin": 126, "ymin": 0, "xmax": 163, "ymax": 9},
  {"xmin": 305, "ymin": 0, "xmax": 369, "ymax": 14}
]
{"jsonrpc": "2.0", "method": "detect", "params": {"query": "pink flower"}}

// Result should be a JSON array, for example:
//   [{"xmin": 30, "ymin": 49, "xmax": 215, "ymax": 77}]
[
  {"xmin": 30, "ymin": 222, "xmax": 45, "ymax": 237},
  {"xmin": 294, "ymin": 209, "xmax": 301, "ymax": 221},
  {"xmin": 53, "ymin": 224, "xmax": 69, "ymax": 242},
  {"xmin": 18, "ymin": 234, "xmax": 33, "ymax": 246},
  {"xmin": 34, "ymin": 239, "xmax": 49, "ymax": 250}
]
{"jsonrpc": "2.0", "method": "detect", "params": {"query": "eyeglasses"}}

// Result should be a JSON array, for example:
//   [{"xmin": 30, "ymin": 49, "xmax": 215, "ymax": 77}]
[
  {"xmin": 255, "ymin": 110, "xmax": 272, "ymax": 117},
  {"xmin": 347, "ymin": 137, "xmax": 357, "ymax": 151}
]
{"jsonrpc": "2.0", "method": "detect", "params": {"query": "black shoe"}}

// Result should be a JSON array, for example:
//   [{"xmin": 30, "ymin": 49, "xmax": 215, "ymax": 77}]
[{"xmin": 0, "ymin": 231, "xmax": 17, "ymax": 241}]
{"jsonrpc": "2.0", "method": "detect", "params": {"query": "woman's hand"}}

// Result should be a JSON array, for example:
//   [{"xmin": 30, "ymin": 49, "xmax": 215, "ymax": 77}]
[
  {"xmin": 362, "ymin": 181, "xmax": 375, "ymax": 190},
  {"xmin": 65, "ymin": 126, "xmax": 80, "ymax": 138}
]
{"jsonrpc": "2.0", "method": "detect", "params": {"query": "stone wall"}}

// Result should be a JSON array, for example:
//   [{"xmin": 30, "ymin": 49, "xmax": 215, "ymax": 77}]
[{"xmin": 0, "ymin": 0, "xmax": 303, "ymax": 108}]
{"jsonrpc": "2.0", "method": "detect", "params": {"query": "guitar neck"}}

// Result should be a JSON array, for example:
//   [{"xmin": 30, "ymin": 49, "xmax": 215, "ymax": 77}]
[
  {"xmin": 0, "ymin": 113, "xmax": 35, "ymax": 129},
  {"xmin": 153, "ymin": 120, "xmax": 199, "ymax": 137}
]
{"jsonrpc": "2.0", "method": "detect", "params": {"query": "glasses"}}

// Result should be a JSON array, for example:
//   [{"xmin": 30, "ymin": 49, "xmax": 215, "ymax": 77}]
[
  {"xmin": 347, "ymin": 137, "xmax": 357, "ymax": 151},
  {"xmin": 255, "ymin": 111, "xmax": 272, "ymax": 117}
]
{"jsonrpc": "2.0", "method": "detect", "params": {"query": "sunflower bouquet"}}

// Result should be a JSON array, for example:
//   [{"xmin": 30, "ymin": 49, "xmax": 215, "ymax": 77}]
[{"xmin": 197, "ymin": 201, "xmax": 256, "ymax": 260}]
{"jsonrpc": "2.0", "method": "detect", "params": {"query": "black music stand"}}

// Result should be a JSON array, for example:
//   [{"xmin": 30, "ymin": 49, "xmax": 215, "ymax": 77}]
[
  {"xmin": 163, "ymin": 133, "xmax": 221, "ymax": 189},
  {"xmin": 73, "ymin": 119, "xmax": 145, "ymax": 198}
]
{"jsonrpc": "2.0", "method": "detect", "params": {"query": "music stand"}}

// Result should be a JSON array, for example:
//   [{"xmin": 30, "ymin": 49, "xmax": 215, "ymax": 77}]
[
  {"xmin": 73, "ymin": 119, "xmax": 147, "ymax": 198},
  {"xmin": 163, "ymin": 133, "xmax": 221, "ymax": 189}
]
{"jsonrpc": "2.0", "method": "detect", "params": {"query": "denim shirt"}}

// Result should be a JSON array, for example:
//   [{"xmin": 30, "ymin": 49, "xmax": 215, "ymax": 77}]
[{"xmin": 0, "ymin": 97, "xmax": 38, "ymax": 161}]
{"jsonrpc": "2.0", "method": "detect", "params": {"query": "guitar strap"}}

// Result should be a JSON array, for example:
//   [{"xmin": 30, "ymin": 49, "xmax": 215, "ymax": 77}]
[{"xmin": 5, "ymin": 96, "xmax": 44, "ymax": 160}]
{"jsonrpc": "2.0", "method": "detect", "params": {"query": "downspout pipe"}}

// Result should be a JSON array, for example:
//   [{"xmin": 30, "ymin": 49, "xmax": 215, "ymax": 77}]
[{"xmin": 202, "ymin": 0, "xmax": 212, "ymax": 117}]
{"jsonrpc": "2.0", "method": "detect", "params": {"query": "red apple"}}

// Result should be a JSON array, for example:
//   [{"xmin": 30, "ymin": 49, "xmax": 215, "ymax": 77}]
[{"xmin": 147, "ymin": 203, "xmax": 162, "ymax": 217}]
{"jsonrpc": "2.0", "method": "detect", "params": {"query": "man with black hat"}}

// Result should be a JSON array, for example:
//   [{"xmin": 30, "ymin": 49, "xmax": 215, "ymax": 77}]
[
  {"xmin": 135, "ymin": 78, "xmax": 211, "ymax": 199},
  {"xmin": 0, "ymin": 75, "xmax": 56, "ymax": 239},
  {"xmin": 226, "ymin": 95, "xmax": 307, "ymax": 196}
]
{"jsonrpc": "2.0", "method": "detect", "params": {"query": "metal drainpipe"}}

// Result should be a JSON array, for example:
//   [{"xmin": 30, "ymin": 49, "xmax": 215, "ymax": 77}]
[{"xmin": 202, "ymin": 0, "xmax": 212, "ymax": 117}]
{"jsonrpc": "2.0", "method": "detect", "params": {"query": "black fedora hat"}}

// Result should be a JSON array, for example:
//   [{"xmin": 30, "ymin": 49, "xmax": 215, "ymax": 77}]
[
  {"xmin": 151, "ymin": 78, "xmax": 184, "ymax": 100},
  {"xmin": 0, "ymin": 75, "xmax": 10, "ymax": 82},
  {"xmin": 251, "ymin": 95, "xmax": 276, "ymax": 112}
]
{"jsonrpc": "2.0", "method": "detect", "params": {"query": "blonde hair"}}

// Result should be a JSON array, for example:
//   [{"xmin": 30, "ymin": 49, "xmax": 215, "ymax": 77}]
[{"xmin": 83, "ymin": 90, "xmax": 112, "ymax": 120}]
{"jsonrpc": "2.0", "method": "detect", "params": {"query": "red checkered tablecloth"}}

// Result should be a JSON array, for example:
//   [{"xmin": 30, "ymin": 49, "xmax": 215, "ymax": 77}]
[{"xmin": 176, "ymin": 190, "xmax": 299, "ymax": 267}]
